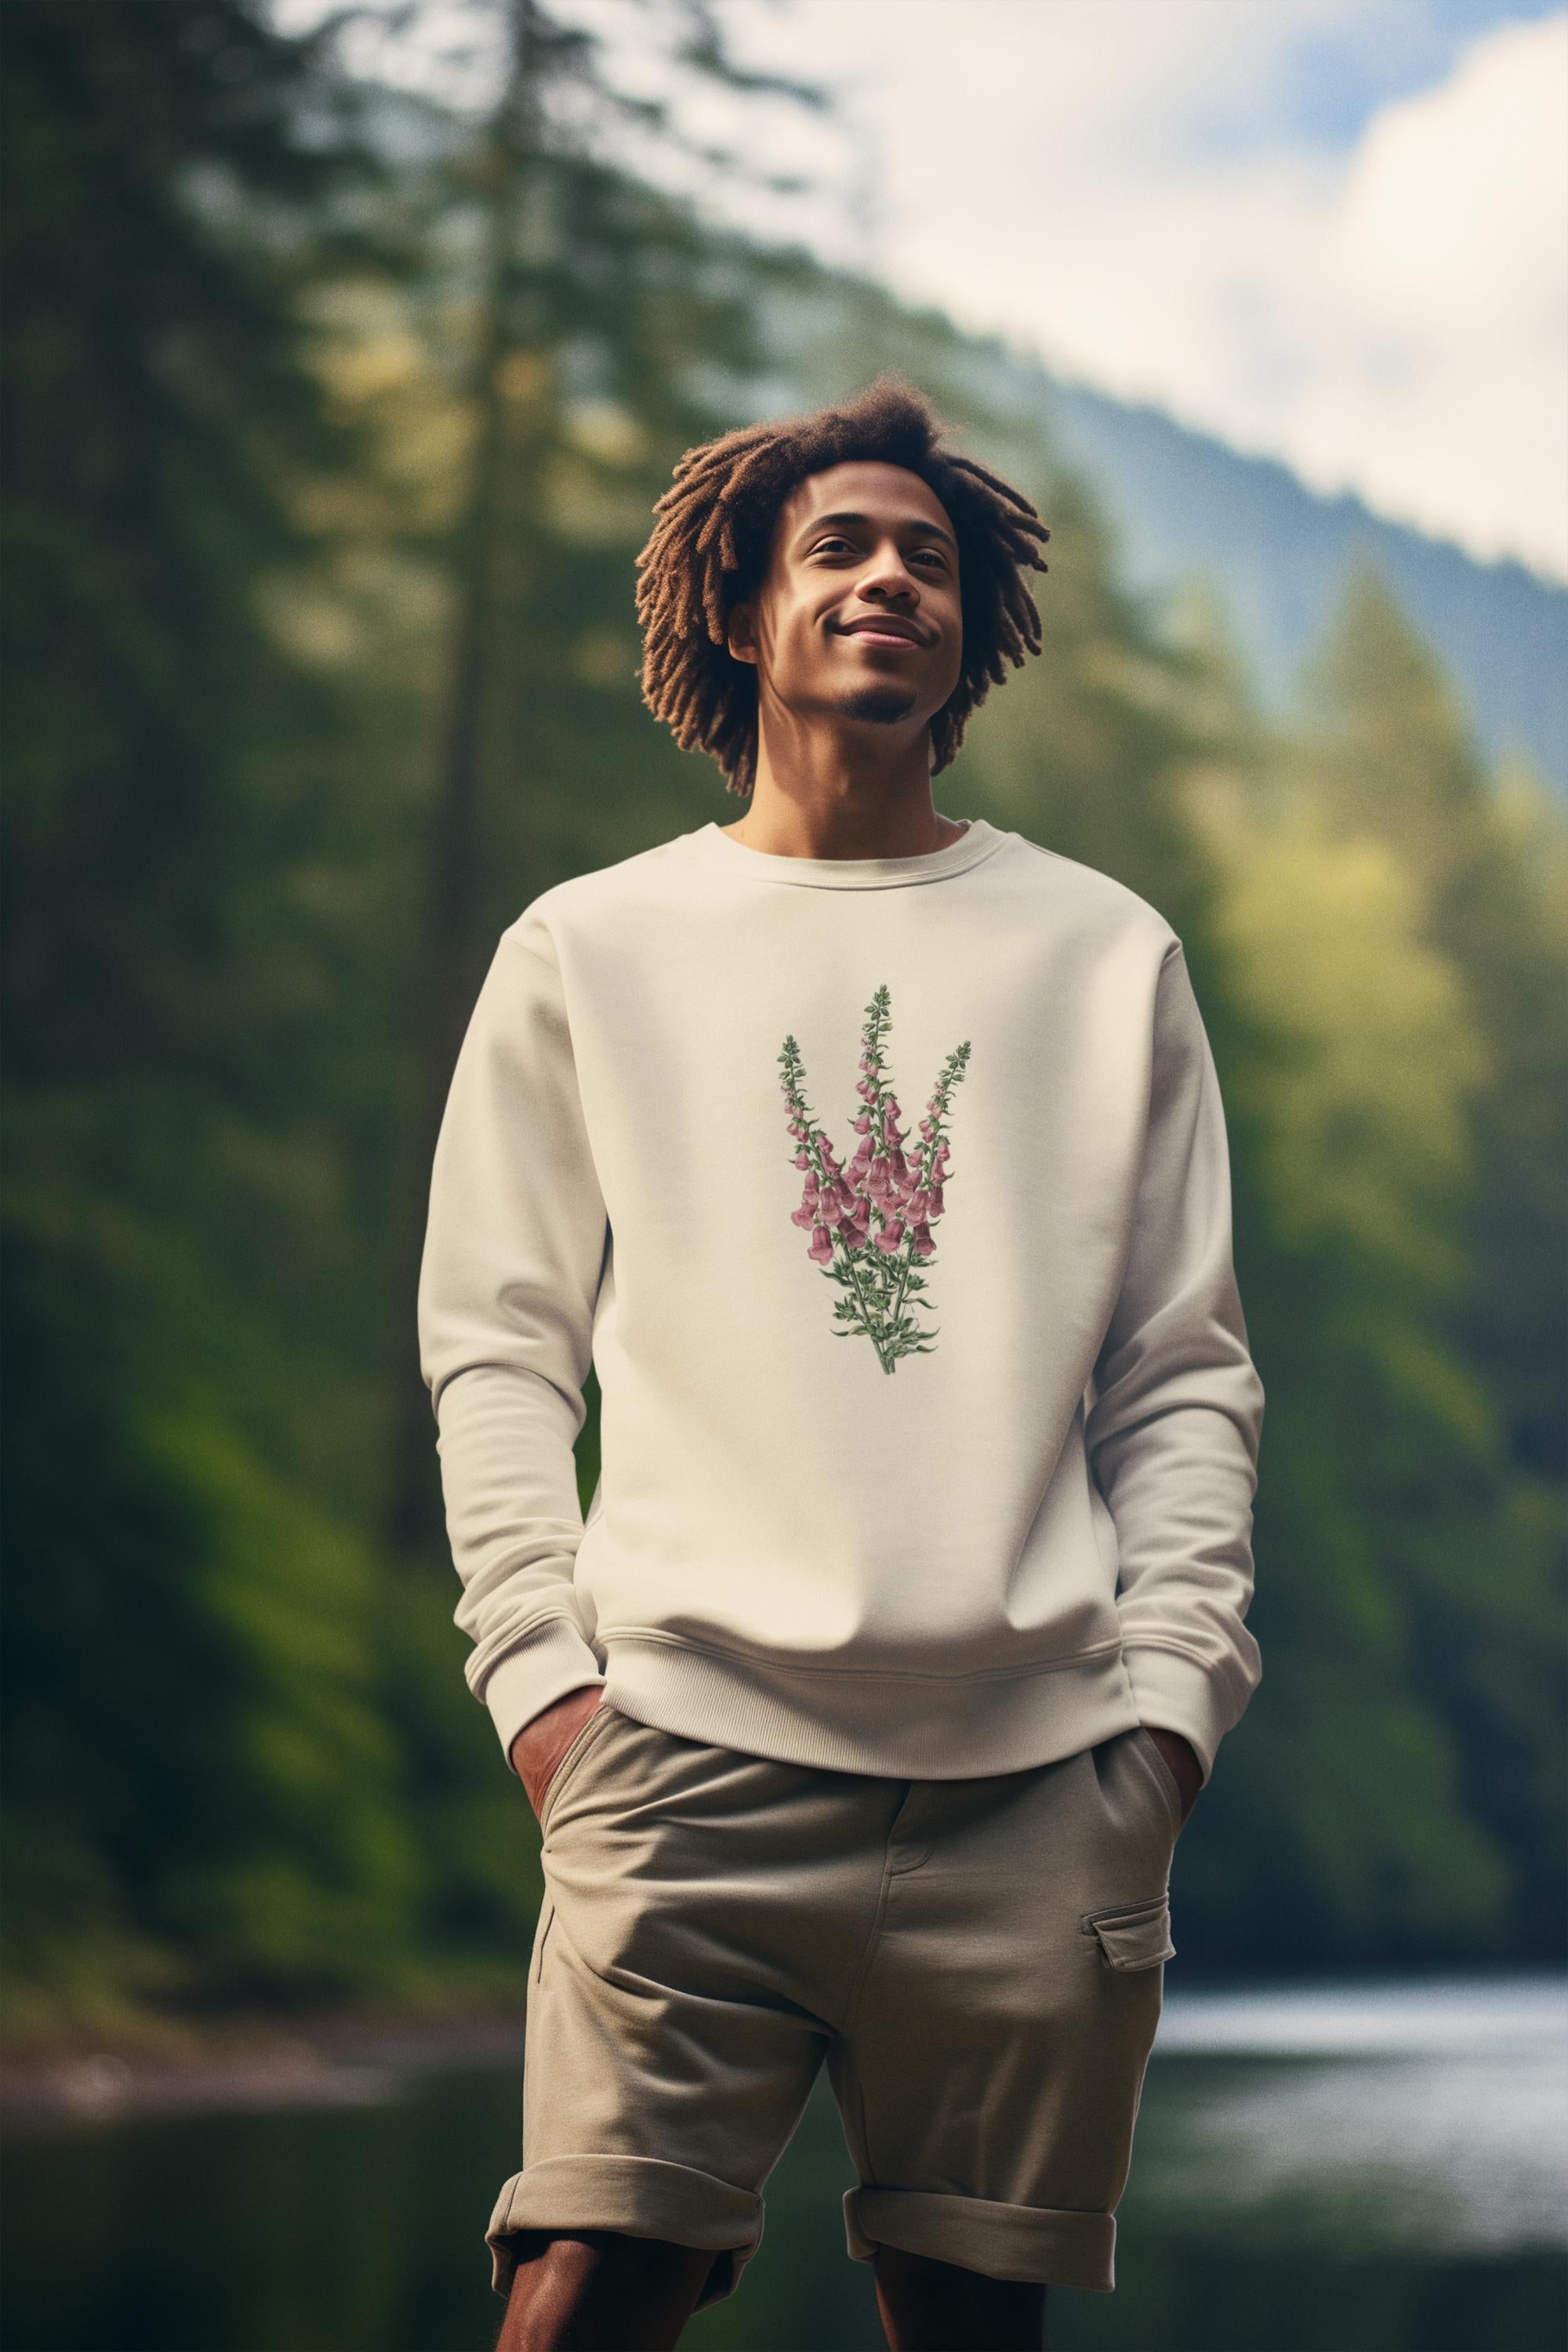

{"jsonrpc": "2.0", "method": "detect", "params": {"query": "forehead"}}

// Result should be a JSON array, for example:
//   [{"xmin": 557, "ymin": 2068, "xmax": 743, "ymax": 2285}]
[{"xmin": 776, "ymin": 459, "xmax": 955, "ymax": 545}]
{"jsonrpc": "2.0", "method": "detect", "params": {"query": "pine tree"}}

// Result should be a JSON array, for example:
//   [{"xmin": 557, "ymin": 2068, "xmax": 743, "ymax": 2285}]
[
  {"xmin": 1280, "ymin": 564, "xmax": 1568, "ymax": 1957},
  {"xmin": 0, "ymin": 0, "xmax": 426, "ymax": 2031}
]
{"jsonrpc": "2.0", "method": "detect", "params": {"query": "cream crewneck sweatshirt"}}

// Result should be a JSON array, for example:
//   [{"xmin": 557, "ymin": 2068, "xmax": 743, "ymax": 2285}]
[{"xmin": 417, "ymin": 815, "xmax": 1263, "ymax": 1787}]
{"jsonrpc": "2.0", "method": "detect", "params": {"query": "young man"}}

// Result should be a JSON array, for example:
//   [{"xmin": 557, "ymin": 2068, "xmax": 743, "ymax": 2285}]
[{"xmin": 418, "ymin": 377, "xmax": 1264, "ymax": 2352}]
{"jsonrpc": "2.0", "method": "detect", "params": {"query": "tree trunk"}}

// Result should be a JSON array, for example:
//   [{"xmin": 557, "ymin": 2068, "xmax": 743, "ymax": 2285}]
[{"xmin": 389, "ymin": 0, "xmax": 539, "ymax": 1559}]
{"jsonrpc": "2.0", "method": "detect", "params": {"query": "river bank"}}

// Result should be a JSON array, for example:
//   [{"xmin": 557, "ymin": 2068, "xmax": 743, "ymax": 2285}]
[
  {"xmin": 5, "ymin": 1974, "xmax": 1564, "ymax": 2352},
  {"xmin": 0, "ymin": 2001, "xmax": 532, "ymax": 2132}
]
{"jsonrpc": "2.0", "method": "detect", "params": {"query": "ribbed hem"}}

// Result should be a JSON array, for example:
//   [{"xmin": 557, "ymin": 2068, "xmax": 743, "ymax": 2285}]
[
  {"xmin": 478, "ymin": 1617, "xmax": 605, "ymax": 1773},
  {"xmin": 1120, "ymin": 1640, "xmax": 1251, "ymax": 1786},
  {"xmin": 599, "ymin": 1630, "xmax": 1140, "ymax": 1779},
  {"xmin": 844, "ymin": 2186, "xmax": 1116, "ymax": 2291},
  {"xmin": 486, "ymin": 2156, "xmax": 763, "ymax": 2309}
]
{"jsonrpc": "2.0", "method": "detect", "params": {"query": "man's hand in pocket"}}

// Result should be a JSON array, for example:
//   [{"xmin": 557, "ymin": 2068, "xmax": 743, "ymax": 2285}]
[
  {"xmin": 1144, "ymin": 1725, "xmax": 1204, "ymax": 1827},
  {"xmin": 510, "ymin": 1686, "xmax": 605, "ymax": 1822}
]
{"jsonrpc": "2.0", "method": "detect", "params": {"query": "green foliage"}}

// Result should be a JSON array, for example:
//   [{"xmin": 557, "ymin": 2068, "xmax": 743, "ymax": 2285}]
[{"xmin": 0, "ymin": 0, "xmax": 423, "ymax": 2040}]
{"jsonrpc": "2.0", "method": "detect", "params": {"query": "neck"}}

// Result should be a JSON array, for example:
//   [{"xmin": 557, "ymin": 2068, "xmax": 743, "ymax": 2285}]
[{"xmin": 725, "ymin": 706, "xmax": 964, "ymax": 862}]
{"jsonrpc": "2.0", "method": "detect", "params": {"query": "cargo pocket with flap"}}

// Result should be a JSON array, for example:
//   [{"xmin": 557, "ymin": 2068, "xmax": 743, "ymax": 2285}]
[{"xmin": 1082, "ymin": 1893, "xmax": 1175, "ymax": 1972}]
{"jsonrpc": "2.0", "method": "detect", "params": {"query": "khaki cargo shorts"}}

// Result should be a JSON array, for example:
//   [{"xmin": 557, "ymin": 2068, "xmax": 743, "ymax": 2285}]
[{"xmin": 487, "ymin": 1700, "xmax": 1181, "ymax": 2311}]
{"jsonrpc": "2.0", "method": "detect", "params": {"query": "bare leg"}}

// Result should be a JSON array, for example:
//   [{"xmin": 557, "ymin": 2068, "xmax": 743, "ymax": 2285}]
[
  {"xmin": 873, "ymin": 2243, "xmax": 1049, "ymax": 2352},
  {"xmin": 494, "ymin": 2228, "xmax": 717, "ymax": 2352}
]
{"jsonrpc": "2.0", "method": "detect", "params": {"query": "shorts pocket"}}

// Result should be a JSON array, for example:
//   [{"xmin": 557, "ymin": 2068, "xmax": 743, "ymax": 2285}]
[
  {"xmin": 537, "ymin": 1698, "xmax": 619, "ymax": 1836},
  {"xmin": 1082, "ymin": 1893, "xmax": 1175, "ymax": 1972},
  {"xmin": 533, "ymin": 1899, "xmax": 556, "ymax": 1983},
  {"xmin": 1131, "ymin": 1726, "xmax": 1185, "ymax": 1832}
]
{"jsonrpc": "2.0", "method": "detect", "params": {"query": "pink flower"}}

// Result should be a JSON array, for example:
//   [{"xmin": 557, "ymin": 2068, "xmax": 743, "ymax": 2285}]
[{"xmin": 779, "ymin": 996, "xmax": 969, "ymax": 1367}]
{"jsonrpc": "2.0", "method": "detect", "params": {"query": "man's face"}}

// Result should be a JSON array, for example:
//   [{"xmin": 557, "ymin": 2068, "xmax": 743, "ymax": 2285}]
[{"xmin": 726, "ymin": 460, "xmax": 964, "ymax": 740}]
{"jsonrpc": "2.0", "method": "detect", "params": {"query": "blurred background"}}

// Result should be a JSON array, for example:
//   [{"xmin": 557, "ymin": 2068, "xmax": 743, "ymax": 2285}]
[{"xmin": 2, "ymin": 1, "xmax": 1565, "ymax": 2346}]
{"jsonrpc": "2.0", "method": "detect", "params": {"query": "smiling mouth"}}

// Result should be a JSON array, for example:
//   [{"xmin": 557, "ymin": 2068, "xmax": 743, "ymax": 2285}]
[{"xmin": 839, "ymin": 620, "xmax": 928, "ymax": 647}]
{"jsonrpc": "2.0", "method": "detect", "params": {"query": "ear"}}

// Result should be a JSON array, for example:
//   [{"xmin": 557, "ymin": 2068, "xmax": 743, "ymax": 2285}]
[{"xmin": 726, "ymin": 599, "xmax": 760, "ymax": 666}]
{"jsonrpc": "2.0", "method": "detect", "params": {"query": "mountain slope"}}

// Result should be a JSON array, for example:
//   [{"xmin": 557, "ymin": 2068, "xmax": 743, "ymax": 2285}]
[{"xmin": 1041, "ymin": 372, "xmax": 1566, "ymax": 795}]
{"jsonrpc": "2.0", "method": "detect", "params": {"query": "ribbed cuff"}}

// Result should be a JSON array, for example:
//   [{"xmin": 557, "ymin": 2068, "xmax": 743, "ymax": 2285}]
[
  {"xmin": 479, "ymin": 1618, "xmax": 605, "ymax": 1773},
  {"xmin": 844, "ymin": 2187, "xmax": 1116, "ymax": 2292},
  {"xmin": 1120, "ymin": 1642, "xmax": 1245, "ymax": 1785}
]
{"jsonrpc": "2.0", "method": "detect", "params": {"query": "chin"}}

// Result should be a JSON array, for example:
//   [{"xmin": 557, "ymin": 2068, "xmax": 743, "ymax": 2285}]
[{"xmin": 838, "ymin": 685, "xmax": 919, "ymax": 725}]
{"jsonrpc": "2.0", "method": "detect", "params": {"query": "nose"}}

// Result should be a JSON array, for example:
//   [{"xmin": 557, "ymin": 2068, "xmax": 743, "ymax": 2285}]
[{"xmin": 856, "ymin": 539, "xmax": 920, "ymax": 605}]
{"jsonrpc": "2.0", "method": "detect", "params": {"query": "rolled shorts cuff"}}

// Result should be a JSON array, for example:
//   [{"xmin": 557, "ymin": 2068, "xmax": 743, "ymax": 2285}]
[
  {"xmin": 486, "ymin": 2155, "xmax": 764, "ymax": 2309},
  {"xmin": 844, "ymin": 2185, "xmax": 1116, "ymax": 2293}
]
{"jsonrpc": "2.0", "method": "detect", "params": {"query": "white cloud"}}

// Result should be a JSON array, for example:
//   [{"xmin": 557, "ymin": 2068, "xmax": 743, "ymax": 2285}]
[
  {"xmin": 726, "ymin": 0, "xmax": 1568, "ymax": 579},
  {"xmin": 272, "ymin": 0, "xmax": 1568, "ymax": 577}
]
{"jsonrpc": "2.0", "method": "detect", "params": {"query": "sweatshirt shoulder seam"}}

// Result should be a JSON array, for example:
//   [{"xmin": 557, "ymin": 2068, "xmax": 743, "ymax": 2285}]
[
  {"xmin": 498, "ymin": 917, "xmax": 561, "ymax": 977},
  {"xmin": 508, "ymin": 932, "xmax": 555, "ymax": 973},
  {"xmin": 1014, "ymin": 837, "xmax": 1183, "ymax": 949}
]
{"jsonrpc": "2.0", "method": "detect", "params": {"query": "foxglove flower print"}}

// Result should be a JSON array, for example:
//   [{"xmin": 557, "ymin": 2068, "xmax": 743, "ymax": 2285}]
[{"xmin": 779, "ymin": 985, "xmax": 971, "ymax": 1374}]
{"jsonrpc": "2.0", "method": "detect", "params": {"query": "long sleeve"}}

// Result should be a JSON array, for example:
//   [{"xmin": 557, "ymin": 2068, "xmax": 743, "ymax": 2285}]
[
  {"xmin": 417, "ymin": 914, "xmax": 609, "ymax": 1772},
  {"xmin": 1085, "ymin": 942, "xmax": 1264, "ymax": 1784}
]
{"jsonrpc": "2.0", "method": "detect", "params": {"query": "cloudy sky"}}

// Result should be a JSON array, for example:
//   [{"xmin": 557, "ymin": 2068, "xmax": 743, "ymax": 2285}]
[{"xmin": 279, "ymin": 0, "xmax": 1568, "ymax": 581}]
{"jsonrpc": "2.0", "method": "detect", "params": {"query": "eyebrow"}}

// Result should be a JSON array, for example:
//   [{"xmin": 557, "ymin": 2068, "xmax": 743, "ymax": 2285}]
[{"xmin": 797, "ymin": 509, "xmax": 958, "ymax": 554}]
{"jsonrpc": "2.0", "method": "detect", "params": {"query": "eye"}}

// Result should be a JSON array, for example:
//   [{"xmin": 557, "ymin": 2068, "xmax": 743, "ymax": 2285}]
[{"xmin": 810, "ymin": 535, "xmax": 855, "ymax": 557}]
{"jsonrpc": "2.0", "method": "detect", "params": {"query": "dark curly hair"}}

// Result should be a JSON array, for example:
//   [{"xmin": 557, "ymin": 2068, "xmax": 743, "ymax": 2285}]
[{"xmin": 634, "ymin": 374, "xmax": 1051, "ymax": 796}]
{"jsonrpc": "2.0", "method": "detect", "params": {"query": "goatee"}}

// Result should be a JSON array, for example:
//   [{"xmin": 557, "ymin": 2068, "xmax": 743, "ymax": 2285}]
[{"xmin": 840, "ymin": 684, "xmax": 917, "ymax": 725}]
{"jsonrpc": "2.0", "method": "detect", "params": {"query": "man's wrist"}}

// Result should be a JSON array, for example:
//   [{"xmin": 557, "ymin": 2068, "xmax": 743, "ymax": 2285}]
[
  {"xmin": 1142, "ymin": 1723, "xmax": 1204, "ymax": 1824},
  {"xmin": 510, "ymin": 1684, "xmax": 605, "ymax": 1813}
]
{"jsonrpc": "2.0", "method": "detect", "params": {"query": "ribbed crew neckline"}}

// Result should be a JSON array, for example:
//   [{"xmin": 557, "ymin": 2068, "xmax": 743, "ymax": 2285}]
[{"xmin": 691, "ymin": 815, "xmax": 1007, "ymax": 890}]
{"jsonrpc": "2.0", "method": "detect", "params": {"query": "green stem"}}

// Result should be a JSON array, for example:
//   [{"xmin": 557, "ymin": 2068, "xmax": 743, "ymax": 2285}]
[
  {"xmin": 798, "ymin": 1105, "xmax": 891, "ymax": 1370},
  {"xmin": 838, "ymin": 1240, "xmax": 894, "ymax": 1373},
  {"xmin": 885, "ymin": 1126, "xmax": 937, "ymax": 1337}
]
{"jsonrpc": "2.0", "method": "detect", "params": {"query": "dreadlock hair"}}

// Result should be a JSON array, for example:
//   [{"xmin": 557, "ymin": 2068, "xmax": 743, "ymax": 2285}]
[{"xmin": 635, "ymin": 374, "xmax": 1051, "ymax": 797}]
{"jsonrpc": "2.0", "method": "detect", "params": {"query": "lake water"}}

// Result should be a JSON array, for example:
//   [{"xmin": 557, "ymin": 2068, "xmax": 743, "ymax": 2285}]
[{"xmin": 3, "ymin": 1977, "xmax": 1564, "ymax": 2351}]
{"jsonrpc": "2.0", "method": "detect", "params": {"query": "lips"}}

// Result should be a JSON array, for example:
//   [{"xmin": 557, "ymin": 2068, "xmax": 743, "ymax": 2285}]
[{"xmin": 839, "ymin": 617, "xmax": 929, "ymax": 646}]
